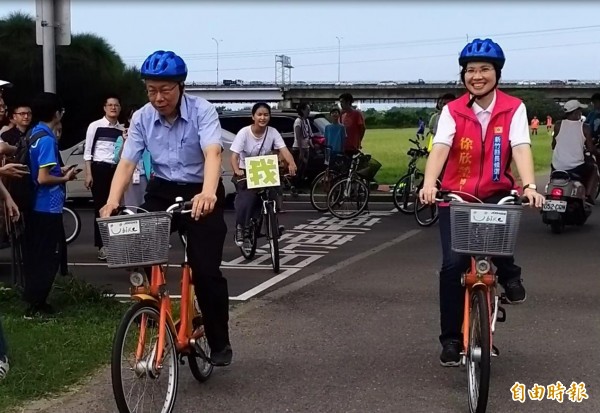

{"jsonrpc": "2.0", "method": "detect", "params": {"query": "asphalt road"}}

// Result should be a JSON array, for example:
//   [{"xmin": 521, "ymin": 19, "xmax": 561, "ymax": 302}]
[{"xmin": 6, "ymin": 195, "xmax": 600, "ymax": 413}]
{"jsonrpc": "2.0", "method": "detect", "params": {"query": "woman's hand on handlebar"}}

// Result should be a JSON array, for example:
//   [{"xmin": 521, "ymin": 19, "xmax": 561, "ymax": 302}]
[
  {"xmin": 419, "ymin": 183, "xmax": 438, "ymax": 205},
  {"xmin": 287, "ymin": 163, "xmax": 297, "ymax": 177},
  {"xmin": 523, "ymin": 188, "xmax": 545, "ymax": 209},
  {"xmin": 100, "ymin": 202, "xmax": 120, "ymax": 218}
]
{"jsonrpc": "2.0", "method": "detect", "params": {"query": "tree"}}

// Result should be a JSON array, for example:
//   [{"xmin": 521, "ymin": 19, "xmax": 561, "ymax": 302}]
[
  {"xmin": 510, "ymin": 90, "xmax": 563, "ymax": 123},
  {"xmin": 0, "ymin": 12, "xmax": 146, "ymax": 148}
]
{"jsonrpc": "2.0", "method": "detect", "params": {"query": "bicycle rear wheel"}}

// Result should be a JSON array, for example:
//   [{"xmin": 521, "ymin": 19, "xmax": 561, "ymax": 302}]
[
  {"xmin": 112, "ymin": 302, "xmax": 179, "ymax": 413},
  {"xmin": 187, "ymin": 295, "xmax": 214, "ymax": 382},
  {"xmin": 414, "ymin": 180, "xmax": 440, "ymax": 227},
  {"xmin": 266, "ymin": 205, "xmax": 280, "ymax": 273},
  {"xmin": 310, "ymin": 170, "xmax": 341, "ymax": 212},
  {"xmin": 62, "ymin": 207, "xmax": 81, "ymax": 245},
  {"xmin": 467, "ymin": 288, "xmax": 491, "ymax": 413},
  {"xmin": 393, "ymin": 172, "xmax": 423, "ymax": 214},
  {"xmin": 327, "ymin": 178, "xmax": 369, "ymax": 219}
]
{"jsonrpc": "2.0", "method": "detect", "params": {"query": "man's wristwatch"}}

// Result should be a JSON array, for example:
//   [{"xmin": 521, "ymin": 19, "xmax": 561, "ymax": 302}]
[{"xmin": 523, "ymin": 184, "xmax": 537, "ymax": 191}]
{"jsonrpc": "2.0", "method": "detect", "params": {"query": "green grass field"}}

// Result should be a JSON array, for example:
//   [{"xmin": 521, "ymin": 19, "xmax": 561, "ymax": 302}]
[{"xmin": 361, "ymin": 128, "xmax": 553, "ymax": 184}]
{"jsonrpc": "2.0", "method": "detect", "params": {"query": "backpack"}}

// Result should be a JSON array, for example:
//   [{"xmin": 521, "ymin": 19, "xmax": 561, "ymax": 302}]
[{"xmin": 5, "ymin": 129, "xmax": 48, "ymax": 211}]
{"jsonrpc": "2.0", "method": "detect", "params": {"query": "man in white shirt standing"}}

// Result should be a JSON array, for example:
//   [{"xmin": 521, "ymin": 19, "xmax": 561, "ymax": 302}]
[{"xmin": 83, "ymin": 94, "xmax": 124, "ymax": 260}]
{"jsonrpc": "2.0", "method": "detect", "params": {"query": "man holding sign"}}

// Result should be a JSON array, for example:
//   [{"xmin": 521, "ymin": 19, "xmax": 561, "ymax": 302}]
[{"xmin": 230, "ymin": 103, "xmax": 297, "ymax": 246}]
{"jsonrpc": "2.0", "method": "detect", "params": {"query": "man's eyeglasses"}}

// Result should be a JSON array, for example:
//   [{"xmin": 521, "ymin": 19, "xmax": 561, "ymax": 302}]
[
  {"xmin": 15, "ymin": 111, "xmax": 32, "ymax": 116},
  {"xmin": 147, "ymin": 84, "xmax": 178, "ymax": 98},
  {"xmin": 105, "ymin": 104, "xmax": 121, "ymax": 108}
]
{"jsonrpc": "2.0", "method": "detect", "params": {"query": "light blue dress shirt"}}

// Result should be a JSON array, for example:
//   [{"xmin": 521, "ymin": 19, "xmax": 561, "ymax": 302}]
[{"xmin": 121, "ymin": 94, "xmax": 223, "ymax": 183}]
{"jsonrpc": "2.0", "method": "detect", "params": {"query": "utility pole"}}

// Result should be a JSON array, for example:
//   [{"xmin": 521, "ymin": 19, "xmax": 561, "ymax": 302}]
[
  {"xmin": 336, "ymin": 36, "xmax": 342, "ymax": 82},
  {"xmin": 42, "ymin": 0, "xmax": 56, "ymax": 92},
  {"xmin": 212, "ymin": 37, "xmax": 222, "ymax": 86},
  {"xmin": 36, "ymin": 0, "xmax": 71, "ymax": 93}
]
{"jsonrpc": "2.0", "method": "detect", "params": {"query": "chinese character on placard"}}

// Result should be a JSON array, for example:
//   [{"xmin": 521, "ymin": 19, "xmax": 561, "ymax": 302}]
[
  {"xmin": 566, "ymin": 382, "xmax": 588, "ymax": 403},
  {"xmin": 528, "ymin": 383, "xmax": 546, "ymax": 401},
  {"xmin": 511, "ymin": 382, "xmax": 527, "ymax": 403},
  {"xmin": 460, "ymin": 137, "xmax": 473, "ymax": 151},
  {"xmin": 547, "ymin": 381, "xmax": 567, "ymax": 403}
]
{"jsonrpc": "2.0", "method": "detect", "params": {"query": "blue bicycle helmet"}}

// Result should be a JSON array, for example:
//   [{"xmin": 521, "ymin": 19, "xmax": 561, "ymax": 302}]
[
  {"xmin": 458, "ymin": 38, "xmax": 505, "ymax": 69},
  {"xmin": 140, "ymin": 50, "xmax": 188, "ymax": 82}
]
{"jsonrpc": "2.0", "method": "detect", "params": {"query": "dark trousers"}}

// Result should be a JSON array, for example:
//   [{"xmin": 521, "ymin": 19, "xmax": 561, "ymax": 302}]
[
  {"xmin": 141, "ymin": 178, "xmax": 230, "ymax": 352},
  {"xmin": 291, "ymin": 148, "xmax": 309, "ymax": 188},
  {"xmin": 91, "ymin": 162, "xmax": 116, "ymax": 248},
  {"xmin": 438, "ymin": 205, "xmax": 521, "ymax": 345},
  {"xmin": 234, "ymin": 188, "xmax": 261, "ymax": 227},
  {"xmin": 23, "ymin": 211, "xmax": 62, "ymax": 306}
]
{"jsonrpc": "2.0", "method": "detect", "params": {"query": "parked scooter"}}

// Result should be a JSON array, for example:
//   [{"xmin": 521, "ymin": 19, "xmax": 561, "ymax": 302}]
[{"xmin": 541, "ymin": 170, "xmax": 593, "ymax": 234}]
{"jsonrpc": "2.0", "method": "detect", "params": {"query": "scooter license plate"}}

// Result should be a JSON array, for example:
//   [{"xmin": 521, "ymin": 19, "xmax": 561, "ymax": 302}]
[{"xmin": 542, "ymin": 200, "xmax": 567, "ymax": 212}]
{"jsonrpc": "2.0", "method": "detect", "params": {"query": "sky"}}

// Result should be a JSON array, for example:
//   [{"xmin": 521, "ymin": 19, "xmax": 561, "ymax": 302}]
[{"xmin": 2, "ymin": 1, "xmax": 600, "ymax": 84}]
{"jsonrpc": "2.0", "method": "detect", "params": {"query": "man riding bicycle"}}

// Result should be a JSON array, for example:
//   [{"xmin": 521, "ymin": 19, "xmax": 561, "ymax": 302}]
[
  {"xmin": 100, "ymin": 50, "xmax": 232, "ymax": 367},
  {"xmin": 419, "ymin": 38, "xmax": 544, "ymax": 367}
]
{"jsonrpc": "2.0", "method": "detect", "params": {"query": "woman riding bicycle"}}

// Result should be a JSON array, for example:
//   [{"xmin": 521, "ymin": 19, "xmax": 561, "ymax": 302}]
[
  {"xmin": 419, "ymin": 38, "xmax": 544, "ymax": 367},
  {"xmin": 231, "ymin": 102, "xmax": 297, "ymax": 246}
]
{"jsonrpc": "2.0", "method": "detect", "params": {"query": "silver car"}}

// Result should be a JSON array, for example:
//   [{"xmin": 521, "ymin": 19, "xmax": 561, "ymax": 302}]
[{"xmin": 60, "ymin": 130, "xmax": 236, "ymax": 201}]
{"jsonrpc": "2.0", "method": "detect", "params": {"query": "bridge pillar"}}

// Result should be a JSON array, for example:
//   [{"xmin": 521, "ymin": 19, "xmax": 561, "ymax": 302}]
[{"xmin": 279, "ymin": 99, "xmax": 294, "ymax": 109}]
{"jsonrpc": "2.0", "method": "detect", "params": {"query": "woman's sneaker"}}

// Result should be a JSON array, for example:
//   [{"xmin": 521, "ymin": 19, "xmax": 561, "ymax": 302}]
[
  {"xmin": 440, "ymin": 340, "xmax": 461, "ymax": 367},
  {"xmin": 234, "ymin": 225, "xmax": 244, "ymax": 247},
  {"xmin": 0, "ymin": 356, "xmax": 9, "ymax": 380}
]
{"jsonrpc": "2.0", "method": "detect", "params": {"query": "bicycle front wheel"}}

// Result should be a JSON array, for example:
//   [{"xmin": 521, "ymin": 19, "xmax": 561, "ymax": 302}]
[
  {"xmin": 62, "ymin": 207, "xmax": 81, "ymax": 245},
  {"xmin": 266, "ymin": 205, "xmax": 280, "ymax": 273},
  {"xmin": 467, "ymin": 288, "xmax": 491, "ymax": 413},
  {"xmin": 327, "ymin": 178, "xmax": 369, "ymax": 219},
  {"xmin": 112, "ymin": 302, "xmax": 179, "ymax": 413}
]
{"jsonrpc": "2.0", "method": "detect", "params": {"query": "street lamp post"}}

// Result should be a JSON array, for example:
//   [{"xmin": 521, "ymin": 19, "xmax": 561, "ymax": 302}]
[
  {"xmin": 336, "ymin": 36, "xmax": 342, "ymax": 82},
  {"xmin": 211, "ymin": 37, "xmax": 222, "ymax": 86}
]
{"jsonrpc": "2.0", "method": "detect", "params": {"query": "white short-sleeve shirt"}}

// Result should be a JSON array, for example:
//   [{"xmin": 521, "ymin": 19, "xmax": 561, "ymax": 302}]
[
  {"xmin": 433, "ymin": 91, "xmax": 531, "ymax": 148},
  {"xmin": 230, "ymin": 125, "xmax": 286, "ymax": 169}
]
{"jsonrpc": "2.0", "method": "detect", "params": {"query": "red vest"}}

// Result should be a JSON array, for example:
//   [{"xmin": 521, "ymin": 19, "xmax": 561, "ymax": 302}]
[{"xmin": 441, "ymin": 90, "xmax": 521, "ymax": 200}]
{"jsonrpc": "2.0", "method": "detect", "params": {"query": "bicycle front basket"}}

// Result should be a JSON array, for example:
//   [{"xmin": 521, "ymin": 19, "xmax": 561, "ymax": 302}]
[
  {"xmin": 97, "ymin": 212, "xmax": 172, "ymax": 268},
  {"xmin": 449, "ymin": 202, "xmax": 523, "ymax": 257}
]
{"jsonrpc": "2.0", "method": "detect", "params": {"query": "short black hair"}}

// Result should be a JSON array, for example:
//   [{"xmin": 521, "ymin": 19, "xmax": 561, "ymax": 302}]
[
  {"xmin": 296, "ymin": 102, "xmax": 310, "ymax": 116},
  {"xmin": 104, "ymin": 93, "xmax": 121, "ymax": 105},
  {"xmin": 330, "ymin": 107, "xmax": 340, "ymax": 115},
  {"xmin": 31, "ymin": 92, "xmax": 63, "ymax": 123},
  {"xmin": 339, "ymin": 93, "xmax": 354, "ymax": 103},
  {"xmin": 9, "ymin": 102, "xmax": 31, "ymax": 117},
  {"xmin": 591, "ymin": 93, "xmax": 600, "ymax": 102},
  {"xmin": 252, "ymin": 102, "xmax": 271, "ymax": 115}
]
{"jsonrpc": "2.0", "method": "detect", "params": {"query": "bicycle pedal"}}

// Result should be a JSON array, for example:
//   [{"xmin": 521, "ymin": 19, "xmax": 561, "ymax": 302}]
[{"xmin": 496, "ymin": 306, "xmax": 506, "ymax": 323}]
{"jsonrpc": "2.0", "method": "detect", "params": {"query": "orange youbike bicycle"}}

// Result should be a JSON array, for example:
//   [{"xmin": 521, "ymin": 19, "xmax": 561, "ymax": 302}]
[
  {"xmin": 436, "ymin": 190, "xmax": 528, "ymax": 413},
  {"xmin": 97, "ymin": 198, "xmax": 213, "ymax": 413}
]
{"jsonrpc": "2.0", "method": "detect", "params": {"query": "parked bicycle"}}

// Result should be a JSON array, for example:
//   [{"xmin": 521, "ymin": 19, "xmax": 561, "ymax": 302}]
[
  {"xmin": 309, "ymin": 147, "xmax": 348, "ymax": 212},
  {"xmin": 237, "ymin": 177, "xmax": 285, "ymax": 274},
  {"xmin": 435, "ymin": 189, "xmax": 528, "ymax": 413},
  {"xmin": 62, "ymin": 205, "xmax": 81, "ymax": 245},
  {"xmin": 326, "ymin": 151, "xmax": 371, "ymax": 219},
  {"xmin": 97, "ymin": 198, "xmax": 213, "ymax": 413}
]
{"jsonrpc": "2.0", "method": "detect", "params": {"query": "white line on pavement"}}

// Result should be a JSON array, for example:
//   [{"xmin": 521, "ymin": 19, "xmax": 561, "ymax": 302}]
[{"xmin": 230, "ymin": 229, "xmax": 422, "ymax": 318}]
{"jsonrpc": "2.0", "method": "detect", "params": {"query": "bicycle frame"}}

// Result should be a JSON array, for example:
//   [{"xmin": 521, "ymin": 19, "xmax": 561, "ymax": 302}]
[{"xmin": 122, "ymin": 202, "xmax": 206, "ymax": 370}]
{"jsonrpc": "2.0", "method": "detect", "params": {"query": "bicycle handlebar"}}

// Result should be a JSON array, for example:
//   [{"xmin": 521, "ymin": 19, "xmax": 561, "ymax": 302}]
[
  {"xmin": 434, "ymin": 190, "xmax": 530, "ymax": 206},
  {"xmin": 116, "ymin": 198, "xmax": 194, "ymax": 216}
]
